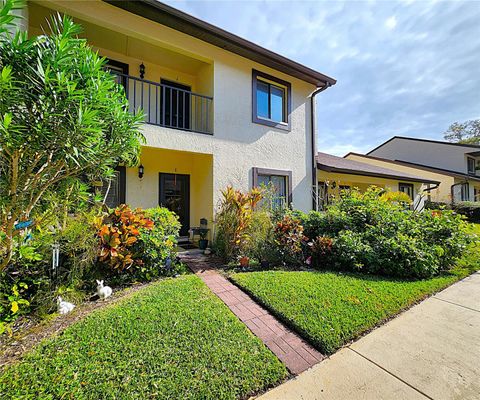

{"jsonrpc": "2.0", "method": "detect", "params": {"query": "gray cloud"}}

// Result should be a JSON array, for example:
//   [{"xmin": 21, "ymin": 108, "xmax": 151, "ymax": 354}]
[{"xmin": 166, "ymin": 0, "xmax": 480, "ymax": 155}]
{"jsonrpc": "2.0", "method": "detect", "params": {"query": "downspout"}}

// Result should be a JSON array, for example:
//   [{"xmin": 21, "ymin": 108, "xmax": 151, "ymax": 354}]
[{"xmin": 310, "ymin": 82, "xmax": 331, "ymax": 210}]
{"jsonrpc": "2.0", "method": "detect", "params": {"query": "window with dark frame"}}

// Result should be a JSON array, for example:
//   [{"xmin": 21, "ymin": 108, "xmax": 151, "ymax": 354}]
[
  {"xmin": 318, "ymin": 181, "xmax": 328, "ymax": 210},
  {"xmin": 252, "ymin": 70, "xmax": 291, "ymax": 130},
  {"xmin": 398, "ymin": 182, "xmax": 414, "ymax": 200},
  {"xmin": 105, "ymin": 59, "xmax": 129, "ymax": 93},
  {"xmin": 252, "ymin": 167, "xmax": 292, "ymax": 208},
  {"xmin": 101, "ymin": 166, "xmax": 126, "ymax": 208},
  {"xmin": 461, "ymin": 182, "xmax": 470, "ymax": 201},
  {"xmin": 467, "ymin": 157, "xmax": 476, "ymax": 175}
]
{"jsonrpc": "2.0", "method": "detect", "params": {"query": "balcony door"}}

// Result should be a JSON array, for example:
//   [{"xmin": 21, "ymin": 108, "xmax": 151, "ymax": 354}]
[
  {"xmin": 159, "ymin": 173, "xmax": 190, "ymax": 237},
  {"xmin": 160, "ymin": 79, "xmax": 191, "ymax": 130},
  {"xmin": 105, "ymin": 59, "xmax": 129, "ymax": 93}
]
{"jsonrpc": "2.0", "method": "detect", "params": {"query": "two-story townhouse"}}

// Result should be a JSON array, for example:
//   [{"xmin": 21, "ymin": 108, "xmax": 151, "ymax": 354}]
[
  {"xmin": 366, "ymin": 136, "xmax": 480, "ymax": 203},
  {"xmin": 24, "ymin": 0, "xmax": 336, "ymax": 239}
]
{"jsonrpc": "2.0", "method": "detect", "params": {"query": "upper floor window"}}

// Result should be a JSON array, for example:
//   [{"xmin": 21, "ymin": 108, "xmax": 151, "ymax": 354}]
[
  {"xmin": 252, "ymin": 70, "xmax": 291, "ymax": 131},
  {"xmin": 467, "ymin": 157, "xmax": 476, "ymax": 175}
]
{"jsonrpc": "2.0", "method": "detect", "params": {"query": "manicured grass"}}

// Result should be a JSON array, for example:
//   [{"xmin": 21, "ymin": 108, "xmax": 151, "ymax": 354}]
[
  {"xmin": 231, "ymin": 225, "xmax": 480, "ymax": 355},
  {"xmin": 0, "ymin": 275, "xmax": 287, "ymax": 399}
]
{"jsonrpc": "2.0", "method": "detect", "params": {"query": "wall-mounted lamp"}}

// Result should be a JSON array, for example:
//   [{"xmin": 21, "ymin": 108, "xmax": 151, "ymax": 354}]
[
  {"xmin": 139, "ymin": 63, "xmax": 145, "ymax": 79},
  {"xmin": 138, "ymin": 164, "xmax": 144, "ymax": 179}
]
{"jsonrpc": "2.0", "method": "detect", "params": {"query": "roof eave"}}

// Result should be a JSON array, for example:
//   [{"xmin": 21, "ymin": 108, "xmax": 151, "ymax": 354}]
[
  {"xmin": 103, "ymin": 0, "xmax": 336, "ymax": 87},
  {"xmin": 317, "ymin": 163, "xmax": 440, "ymax": 185}
]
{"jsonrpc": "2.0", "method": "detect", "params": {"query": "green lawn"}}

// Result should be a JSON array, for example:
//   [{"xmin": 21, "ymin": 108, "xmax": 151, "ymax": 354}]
[
  {"xmin": 231, "ymin": 224, "xmax": 480, "ymax": 355},
  {"xmin": 0, "ymin": 275, "xmax": 287, "ymax": 399}
]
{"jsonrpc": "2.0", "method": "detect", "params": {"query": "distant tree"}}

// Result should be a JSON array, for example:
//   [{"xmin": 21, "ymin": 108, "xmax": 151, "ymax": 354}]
[
  {"xmin": 443, "ymin": 119, "xmax": 480, "ymax": 145},
  {"xmin": 0, "ymin": 0, "xmax": 144, "ymax": 270}
]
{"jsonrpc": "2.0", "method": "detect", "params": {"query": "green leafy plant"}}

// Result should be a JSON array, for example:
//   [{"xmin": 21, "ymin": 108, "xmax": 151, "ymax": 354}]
[
  {"xmin": 245, "ymin": 210, "xmax": 274, "ymax": 264},
  {"xmin": 0, "ymin": 4, "xmax": 144, "ymax": 270},
  {"xmin": 273, "ymin": 214, "xmax": 307, "ymax": 266},
  {"xmin": 96, "ymin": 205, "xmax": 153, "ymax": 271},
  {"xmin": 0, "ymin": 281, "xmax": 29, "ymax": 334},
  {"xmin": 214, "ymin": 186, "xmax": 264, "ymax": 260},
  {"xmin": 135, "ymin": 207, "xmax": 181, "ymax": 280},
  {"xmin": 307, "ymin": 236, "xmax": 334, "ymax": 268},
  {"xmin": 300, "ymin": 187, "xmax": 473, "ymax": 278}
]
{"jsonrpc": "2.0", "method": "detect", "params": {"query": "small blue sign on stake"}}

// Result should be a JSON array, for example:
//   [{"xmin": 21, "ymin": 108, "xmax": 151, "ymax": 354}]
[{"xmin": 14, "ymin": 220, "xmax": 33, "ymax": 230}]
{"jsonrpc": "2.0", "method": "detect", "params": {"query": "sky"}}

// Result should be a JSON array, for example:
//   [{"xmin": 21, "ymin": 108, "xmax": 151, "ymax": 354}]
[{"xmin": 164, "ymin": 0, "xmax": 480, "ymax": 156}]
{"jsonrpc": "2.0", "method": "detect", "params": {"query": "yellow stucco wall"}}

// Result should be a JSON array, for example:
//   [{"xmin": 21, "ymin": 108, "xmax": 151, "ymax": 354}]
[
  {"xmin": 345, "ymin": 154, "xmax": 454, "ymax": 203},
  {"xmin": 127, "ymin": 147, "xmax": 214, "ymax": 231},
  {"xmin": 317, "ymin": 170, "xmax": 423, "ymax": 201}
]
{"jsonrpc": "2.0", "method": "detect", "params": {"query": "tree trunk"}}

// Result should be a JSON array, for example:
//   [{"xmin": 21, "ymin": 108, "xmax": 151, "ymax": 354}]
[{"xmin": 0, "ymin": 232, "xmax": 13, "ymax": 272}]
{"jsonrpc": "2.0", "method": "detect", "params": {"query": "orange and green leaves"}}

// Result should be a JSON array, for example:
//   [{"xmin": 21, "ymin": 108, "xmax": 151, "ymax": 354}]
[
  {"xmin": 96, "ymin": 205, "xmax": 153, "ymax": 271},
  {"xmin": 217, "ymin": 186, "xmax": 265, "ymax": 258}
]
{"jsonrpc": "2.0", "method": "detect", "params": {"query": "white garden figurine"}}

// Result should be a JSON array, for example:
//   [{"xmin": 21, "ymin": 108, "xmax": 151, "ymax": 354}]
[
  {"xmin": 57, "ymin": 296, "xmax": 75, "ymax": 315},
  {"xmin": 96, "ymin": 280, "xmax": 113, "ymax": 300}
]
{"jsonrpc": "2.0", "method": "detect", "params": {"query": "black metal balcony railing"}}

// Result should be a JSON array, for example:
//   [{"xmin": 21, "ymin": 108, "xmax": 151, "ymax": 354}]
[{"xmin": 112, "ymin": 71, "xmax": 213, "ymax": 135}]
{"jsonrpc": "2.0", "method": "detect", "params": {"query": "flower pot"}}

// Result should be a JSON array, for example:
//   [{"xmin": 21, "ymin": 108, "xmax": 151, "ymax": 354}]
[
  {"xmin": 198, "ymin": 239, "xmax": 209, "ymax": 250},
  {"xmin": 239, "ymin": 256, "xmax": 250, "ymax": 268}
]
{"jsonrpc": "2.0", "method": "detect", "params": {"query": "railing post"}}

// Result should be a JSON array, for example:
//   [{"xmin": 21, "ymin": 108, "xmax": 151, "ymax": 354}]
[{"xmin": 109, "ymin": 71, "xmax": 212, "ymax": 134}]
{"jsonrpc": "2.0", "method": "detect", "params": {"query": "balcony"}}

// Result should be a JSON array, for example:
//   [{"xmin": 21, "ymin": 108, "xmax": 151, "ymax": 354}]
[{"xmin": 113, "ymin": 72, "xmax": 213, "ymax": 135}]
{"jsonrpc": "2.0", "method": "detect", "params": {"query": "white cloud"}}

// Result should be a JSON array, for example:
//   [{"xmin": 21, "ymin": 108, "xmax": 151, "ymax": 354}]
[
  {"xmin": 165, "ymin": 0, "xmax": 480, "ymax": 152},
  {"xmin": 385, "ymin": 15, "xmax": 397, "ymax": 30}
]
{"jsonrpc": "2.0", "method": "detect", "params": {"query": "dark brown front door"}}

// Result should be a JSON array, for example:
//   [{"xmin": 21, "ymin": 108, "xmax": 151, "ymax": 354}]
[{"xmin": 159, "ymin": 173, "xmax": 190, "ymax": 236}]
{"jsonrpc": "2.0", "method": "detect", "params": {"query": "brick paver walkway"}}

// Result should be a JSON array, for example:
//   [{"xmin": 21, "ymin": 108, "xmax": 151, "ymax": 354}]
[{"xmin": 179, "ymin": 251, "xmax": 324, "ymax": 374}]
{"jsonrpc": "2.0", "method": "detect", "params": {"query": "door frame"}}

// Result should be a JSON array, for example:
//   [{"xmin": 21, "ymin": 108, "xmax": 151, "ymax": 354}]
[
  {"xmin": 160, "ymin": 79, "xmax": 191, "ymax": 130},
  {"xmin": 159, "ymin": 172, "xmax": 190, "ymax": 236}
]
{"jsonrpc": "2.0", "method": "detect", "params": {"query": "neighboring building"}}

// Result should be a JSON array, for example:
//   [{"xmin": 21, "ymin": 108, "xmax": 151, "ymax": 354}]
[
  {"xmin": 366, "ymin": 137, "xmax": 480, "ymax": 203},
  {"xmin": 26, "ymin": 0, "xmax": 335, "ymax": 238},
  {"xmin": 317, "ymin": 152, "xmax": 439, "ymax": 210}
]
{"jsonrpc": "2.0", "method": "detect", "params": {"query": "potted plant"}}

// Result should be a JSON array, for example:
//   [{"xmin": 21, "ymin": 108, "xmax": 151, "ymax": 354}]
[{"xmin": 198, "ymin": 228, "xmax": 209, "ymax": 250}]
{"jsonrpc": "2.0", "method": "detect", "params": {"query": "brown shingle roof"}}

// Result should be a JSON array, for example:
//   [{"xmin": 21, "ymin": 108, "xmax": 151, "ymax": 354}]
[{"xmin": 317, "ymin": 152, "xmax": 439, "ymax": 184}]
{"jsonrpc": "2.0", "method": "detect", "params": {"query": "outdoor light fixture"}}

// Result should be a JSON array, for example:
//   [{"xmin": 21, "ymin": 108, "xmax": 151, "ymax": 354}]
[
  {"xmin": 139, "ymin": 63, "xmax": 145, "ymax": 79},
  {"xmin": 138, "ymin": 164, "xmax": 144, "ymax": 179}
]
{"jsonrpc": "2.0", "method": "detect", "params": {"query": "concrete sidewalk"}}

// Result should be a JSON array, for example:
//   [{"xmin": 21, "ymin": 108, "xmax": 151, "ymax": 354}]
[{"xmin": 259, "ymin": 272, "xmax": 480, "ymax": 400}]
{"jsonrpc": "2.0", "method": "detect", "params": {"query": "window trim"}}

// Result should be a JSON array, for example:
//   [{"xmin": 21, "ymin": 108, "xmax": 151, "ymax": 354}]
[
  {"xmin": 398, "ymin": 182, "xmax": 414, "ymax": 200},
  {"xmin": 467, "ymin": 157, "xmax": 476, "ymax": 175},
  {"xmin": 252, "ymin": 167, "xmax": 293, "ymax": 205},
  {"xmin": 461, "ymin": 182, "xmax": 470, "ymax": 201},
  {"xmin": 252, "ymin": 69, "xmax": 291, "ymax": 131},
  {"xmin": 103, "ymin": 166, "xmax": 126, "ymax": 208},
  {"xmin": 105, "ymin": 58, "xmax": 129, "ymax": 94}
]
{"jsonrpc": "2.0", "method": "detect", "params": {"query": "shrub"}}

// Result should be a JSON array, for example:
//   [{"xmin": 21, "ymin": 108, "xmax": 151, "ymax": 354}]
[
  {"xmin": 245, "ymin": 210, "xmax": 274, "ymax": 263},
  {"xmin": 95, "ymin": 205, "xmax": 182, "ymax": 281},
  {"xmin": 96, "ymin": 205, "xmax": 154, "ymax": 271},
  {"xmin": 425, "ymin": 201, "xmax": 480, "ymax": 223},
  {"xmin": 307, "ymin": 236, "xmax": 334, "ymax": 269},
  {"xmin": 308, "ymin": 188, "xmax": 472, "ymax": 278},
  {"xmin": 135, "ymin": 207, "xmax": 181, "ymax": 280},
  {"xmin": 213, "ymin": 186, "xmax": 263, "ymax": 260},
  {"xmin": 273, "ymin": 214, "xmax": 307, "ymax": 266},
  {"xmin": 453, "ymin": 202, "xmax": 480, "ymax": 223}
]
